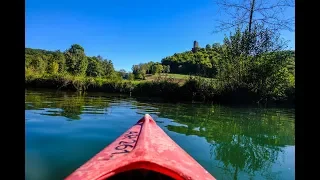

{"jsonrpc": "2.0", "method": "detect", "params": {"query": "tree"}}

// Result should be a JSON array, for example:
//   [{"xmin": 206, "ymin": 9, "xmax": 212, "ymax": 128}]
[
  {"xmin": 213, "ymin": 0, "xmax": 294, "ymax": 33},
  {"xmin": 159, "ymin": 48, "xmax": 219, "ymax": 77},
  {"xmin": 50, "ymin": 50, "xmax": 66, "ymax": 73},
  {"xmin": 244, "ymin": 51, "xmax": 295, "ymax": 101},
  {"xmin": 101, "ymin": 59, "xmax": 115, "ymax": 77},
  {"xmin": 127, "ymin": 73, "xmax": 135, "ymax": 80},
  {"xmin": 65, "ymin": 44, "xmax": 88, "ymax": 75},
  {"xmin": 212, "ymin": 43, "xmax": 221, "ymax": 50},
  {"xmin": 86, "ymin": 57, "xmax": 103, "ymax": 77},
  {"xmin": 50, "ymin": 62, "xmax": 59, "ymax": 74},
  {"xmin": 151, "ymin": 63, "xmax": 164, "ymax": 75},
  {"xmin": 205, "ymin": 44, "xmax": 211, "ymax": 50},
  {"xmin": 145, "ymin": 61, "xmax": 155, "ymax": 74},
  {"xmin": 216, "ymin": 24, "xmax": 294, "ymax": 101},
  {"xmin": 29, "ymin": 55, "xmax": 47, "ymax": 74},
  {"xmin": 119, "ymin": 69, "xmax": 127, "ymax": 78},
  {"xmin": 132, "ymin": 64, "xmax": 146, "ymax": 79}
]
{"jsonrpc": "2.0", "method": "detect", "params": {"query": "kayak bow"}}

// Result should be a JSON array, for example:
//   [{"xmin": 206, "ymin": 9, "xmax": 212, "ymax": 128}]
[{"xmin": 65, "ymin": 114, "xmax": 216, "ymax": 180}]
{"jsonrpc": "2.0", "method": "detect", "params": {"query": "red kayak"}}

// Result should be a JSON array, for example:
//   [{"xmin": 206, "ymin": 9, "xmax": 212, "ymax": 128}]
[{"xmin": 65, "ymin": 114, "xmax": 216, "ymax": 180}]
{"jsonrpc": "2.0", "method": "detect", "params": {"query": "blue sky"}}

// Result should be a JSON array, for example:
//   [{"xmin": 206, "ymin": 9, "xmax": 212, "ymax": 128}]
[{"xmin": 26, "ymin": 0, "xmax": 295, "ymax": 72}]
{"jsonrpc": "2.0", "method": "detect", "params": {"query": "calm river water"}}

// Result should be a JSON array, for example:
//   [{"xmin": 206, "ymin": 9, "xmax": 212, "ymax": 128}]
[{"xmin": 25, "ymin": 89, "xmax": 295, "ymax": 180}]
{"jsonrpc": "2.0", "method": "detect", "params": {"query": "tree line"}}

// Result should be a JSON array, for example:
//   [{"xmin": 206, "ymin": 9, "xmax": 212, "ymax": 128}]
[
  {"xmin": 25, "ymin": 25, "xmax": 295, "ymax": 104},
  {"xmin": 132, "ymin": 24, "xmax": 295, "ymax": 102},
  {"xmin": 25, "ymin": 44, "xmax": 116, "ymax": 78}
]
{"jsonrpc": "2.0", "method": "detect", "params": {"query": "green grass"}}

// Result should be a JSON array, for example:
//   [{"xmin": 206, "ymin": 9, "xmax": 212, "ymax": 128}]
[
  {"xmin": 133, "ymin": 73, "xmax": 191, "ymax": 85},
  {"xmin": 126, "ymin": 73, "xmax": 215, "ymax": 86},
  {"xmin": 142, "ymin": 73, "xmax": 213, "ymax": 85},
  {"xmin": 148, "ymin": 73, "xmax": 189, "ymax": 79}
]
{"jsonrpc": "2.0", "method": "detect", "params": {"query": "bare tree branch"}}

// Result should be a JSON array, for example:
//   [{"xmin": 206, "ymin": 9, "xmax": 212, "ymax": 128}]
[{"xmin": 212, "ymin": 0, "xmax": 295, "ymax": 33}]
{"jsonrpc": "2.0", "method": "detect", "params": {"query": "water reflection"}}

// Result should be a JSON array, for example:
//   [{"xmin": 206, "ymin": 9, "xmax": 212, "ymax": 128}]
[
  {"xmin": 25, "ymin": 90, "xmax": 294, "ymax": 180},
  {"xmin": 25, "ymin": 91, "xmax": 117, "ymax": 120},
  {"xmin": 158, "ymin": 105, "xmax": 294, "ymax": 179}
]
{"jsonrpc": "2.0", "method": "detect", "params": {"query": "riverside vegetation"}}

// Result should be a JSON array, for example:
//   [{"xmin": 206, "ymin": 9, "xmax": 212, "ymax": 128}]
[{"xmin": 25, "ymin": 25, "xmax": 295, "ymax": 105}]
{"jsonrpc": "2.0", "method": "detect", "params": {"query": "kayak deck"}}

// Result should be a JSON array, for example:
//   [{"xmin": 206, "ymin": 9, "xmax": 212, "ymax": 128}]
[{"xmin": 65, "ymin": 114, "xmax": 215, "ymax": 180}]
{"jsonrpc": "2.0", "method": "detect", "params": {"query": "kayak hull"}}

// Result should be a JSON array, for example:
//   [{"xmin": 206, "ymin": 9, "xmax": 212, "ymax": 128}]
[{"xmin": 65, "ymin": 114, "xmax": 215, "ymax": 180}]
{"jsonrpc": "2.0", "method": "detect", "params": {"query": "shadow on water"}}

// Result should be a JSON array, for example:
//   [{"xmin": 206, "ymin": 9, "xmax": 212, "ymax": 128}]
[{"xmin": 25, "ymin": 89, "xmax": 294, "ymax": 180}]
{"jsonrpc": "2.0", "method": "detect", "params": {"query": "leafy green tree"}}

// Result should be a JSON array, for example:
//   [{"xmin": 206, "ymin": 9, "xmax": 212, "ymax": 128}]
[
  {"xmin": 50, "ymin": 62, "xmax": 59, "ymax": 74},
  {"xmin": 160, "ymin": 46, "xmax": 220, "ymax": 77},
  {"xmin": 64, "ymin": 44, "xmax": 88, "ymax": 75},
  {"xmin": 127, "ymin": 73, "xmax": 135, "ymax": 80},
  {"xmin": 132, "ymin": 64, "xmax": 146, "ymax": 79},
  {"xmin": 52, "ymin": 50, "xmax": 66, "ymax": 73},
  {"xmin": 151, "ymin": 63, "xmax": 164, "ymax": 75},
  {"xmin": 145, "ymin": 61, "xmax": 155, "ymax": 74},
  {"xmin": 215, "ymin": 24, "xmax": 294, "ymax": 101},
  {"xmin": 45, "ymin": 50, "xmax": 66, "ymax": 74},
  {"xmin": 244, "ymin": 51, "xmax": 294, "ymax": 101},
  {"xmin": 86, "ymin": 56, "xmax": 103, "ymax": 77},
  {"xmin": 29, "ymin": 55, "xmax": 47, "ymax": 74},
  {"xmin": 101, "ymin": 59, "xmax": 115, "ymax": 77}
]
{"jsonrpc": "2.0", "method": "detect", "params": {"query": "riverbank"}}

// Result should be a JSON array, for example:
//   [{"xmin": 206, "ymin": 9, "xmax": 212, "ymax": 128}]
[{"xmin": 25, "ymin": 73, "xmax": 295, "ymax": 106}]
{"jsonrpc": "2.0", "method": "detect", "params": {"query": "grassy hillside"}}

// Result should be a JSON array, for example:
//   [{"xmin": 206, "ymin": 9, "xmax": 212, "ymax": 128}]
[{"xmin": 129, "ymin": 73, "xmax": 195, "ymax": 85}]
